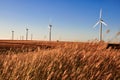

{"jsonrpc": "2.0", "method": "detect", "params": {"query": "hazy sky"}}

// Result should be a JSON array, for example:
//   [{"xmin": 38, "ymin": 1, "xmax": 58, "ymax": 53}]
[{"xmin": 0, "ymin": 0, "xmax": 120, "ymax": 42}]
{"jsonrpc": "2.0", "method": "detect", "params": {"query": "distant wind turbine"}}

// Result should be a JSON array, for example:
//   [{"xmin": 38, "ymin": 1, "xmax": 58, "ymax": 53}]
[
  {"xmin": 31, "ymin": 34, "xmax": 33, "ymax": 40},
  {"xmin": 26, "ymin": 28, "xmax": 29, "ymax": 40},
  {"xmin": 22, "ymin": 36, "xmax": 24, "ymax": 40},
  {"xmin": 93, "ymin": 9, "xmax": 107, "ymax": 41},
  {"xmin": 48, "ymin": 18, "xmax": 52, "ymax": 41},
  {"xmin": 12, "ymin": 30, "xmax": 14, "ymax": 40},
  {"xmin": 49, "ymin": 24, "xmax": 52, "ymax": 41}
]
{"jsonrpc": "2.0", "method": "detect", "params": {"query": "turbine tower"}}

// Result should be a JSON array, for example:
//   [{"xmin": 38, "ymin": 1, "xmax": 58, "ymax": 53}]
[
  {"xmin": 12, "ymin": 30, "xmax": 14, "ymax": 40},
  {"xmin": 93, "ymin": 9, "xmax": 107, "ymax": 41},
  {"xmin": 49, "ymin": 24, "xmax": 52, "ymax": 41},
  {"xmin": 26, "ymin": 28, "xmax": 29, "ymax": 40},
  {"xmin": 31, "ymin": 34, "xmax": 33, "ymax": 40},
  {"xmin": 22, "ymin": 36, "xmax": 24, "ymax": 40}
]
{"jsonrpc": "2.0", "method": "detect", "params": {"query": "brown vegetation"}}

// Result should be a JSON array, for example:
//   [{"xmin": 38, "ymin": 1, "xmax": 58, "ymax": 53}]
[{"xmin": 0, "ymin": 40, "xmax": 120, "ymax": 80}]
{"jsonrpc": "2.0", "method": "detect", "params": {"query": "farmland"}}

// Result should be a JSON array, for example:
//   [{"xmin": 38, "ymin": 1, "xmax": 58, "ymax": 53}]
[{"xmin": 0, "ymin": 40, "xmax": 120, "ymax": 80}]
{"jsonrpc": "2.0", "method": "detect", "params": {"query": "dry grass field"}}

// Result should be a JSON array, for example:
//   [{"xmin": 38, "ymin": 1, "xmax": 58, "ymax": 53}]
[{"xmin": 0, "ymin": 40, "xmax": 120, "ymax": 80}]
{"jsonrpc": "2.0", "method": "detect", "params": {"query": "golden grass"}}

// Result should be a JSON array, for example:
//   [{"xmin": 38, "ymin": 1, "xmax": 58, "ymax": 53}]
[{"xmin": 0, "ymin": 42, "xmax": 120, "ymax": 80}]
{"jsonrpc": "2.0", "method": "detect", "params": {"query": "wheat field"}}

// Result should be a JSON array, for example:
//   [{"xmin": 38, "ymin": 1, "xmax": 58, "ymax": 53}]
[{"xmin": 0, "ymin": 41, "xmax": 120, "ymax": 80}]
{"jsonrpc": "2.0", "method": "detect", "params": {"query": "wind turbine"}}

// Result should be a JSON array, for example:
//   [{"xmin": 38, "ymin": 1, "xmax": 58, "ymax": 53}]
[
  {"xmin": 48, "ymin": 24, "xmax": 52, "ymax": 41},
  {"xmin": 12, "ymin": 30, "xmax": 14, "ymax": 40},
  {"xmin": 48, "ymin": 18, "xmax": 52, "ymax": 41},
  {"xmin": 22, "ymin": 36, "xmax": 24, "ymax": 40},
  {"xmin": 31, "ymin": 34, "xmax": 33, "ymax": 40},
  {"xmin": 26, "ymin": 28, "xmax": 29, "ymax": 40},
  {"xmin": 93, "ymin": 9, "xmax": 107, "ymax": 41}
]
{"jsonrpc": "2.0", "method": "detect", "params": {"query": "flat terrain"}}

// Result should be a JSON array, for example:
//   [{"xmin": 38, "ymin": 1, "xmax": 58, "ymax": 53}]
[
  {"xmin": 0, "ymin": 40, "xmax": 119, "ymax": 53},
  {"xmin": 0, "ymin": 40, "xmax": 120, "ymax": 80},
  {"xmin": 0, "ymin": 40, "xmax": 57, "ymax": 53}
]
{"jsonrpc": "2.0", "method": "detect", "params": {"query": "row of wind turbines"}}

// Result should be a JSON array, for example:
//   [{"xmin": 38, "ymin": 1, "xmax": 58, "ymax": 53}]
[
  {"xmin": 11, "ymin": 28, "xmax": 30, "ymax": 40},
  {"xmin": 11, "ymin": 9, "xmax": 107, "ymax": 42},
  {"xmin": 11, "ymin": 24, "xmax": 52, "ymax": 41}
]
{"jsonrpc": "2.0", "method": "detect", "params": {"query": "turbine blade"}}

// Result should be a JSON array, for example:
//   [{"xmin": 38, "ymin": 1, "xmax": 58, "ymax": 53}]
[
  {"xmin": 101, "ymin": 21, "xmax": 107, "ymax": 26},
  {"xmin": 100, "ymin": 9, "xmax": 102, "ymax": 19},
  {"xmin": 93, "ymin": 21, "xmax": 99, "ymax": 28},
  {"xmin": 49, "ymin": 17, "xmax": 52, "ymax": 25}
]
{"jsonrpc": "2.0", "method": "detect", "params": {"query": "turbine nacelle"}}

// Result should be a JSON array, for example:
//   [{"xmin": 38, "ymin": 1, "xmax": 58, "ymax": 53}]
[
  {"xmin": 93, "ymin": 9, "xmax": 107, "ymax": 28},
  {"xmin": 48, "ymin": 24, "xmax": 52, "ymax": 29}
]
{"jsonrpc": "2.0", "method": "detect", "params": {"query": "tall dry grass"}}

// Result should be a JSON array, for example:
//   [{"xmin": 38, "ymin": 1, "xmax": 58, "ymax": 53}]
[{"xmin": 0, "ymin": 42, "xmax": 120, "ymax": 80}]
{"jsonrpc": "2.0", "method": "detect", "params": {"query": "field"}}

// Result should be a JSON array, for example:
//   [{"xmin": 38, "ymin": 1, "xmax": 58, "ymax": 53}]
[{"xmin": 0, "ymin": 40, "xmax": 120, "ymax": 80}]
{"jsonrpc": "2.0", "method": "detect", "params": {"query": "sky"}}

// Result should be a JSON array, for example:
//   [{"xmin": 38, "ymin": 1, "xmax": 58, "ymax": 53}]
[{"xmin": 0, "ymin": 0, "xmax": 120, "ymax": 42}]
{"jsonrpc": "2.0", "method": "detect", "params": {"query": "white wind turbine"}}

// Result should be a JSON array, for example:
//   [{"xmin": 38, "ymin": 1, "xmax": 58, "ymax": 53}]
[
  {"xmin": 93, "ymin": 9, "xmax": 107, "ymax": 41},
  {"xmin": 48, "ymin": 24, "xmax": 52, "ymax": 41},
  {"xmin": 12, "ymin": 30, "xmax": 14, "ymax": 40},
  {"xmin": 48, "ymin": 18, "xmax": 52, "ymax": 41},
  {"xmin": 26, "ymin": 28, "xmax": 29, "ymax": 40}
]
